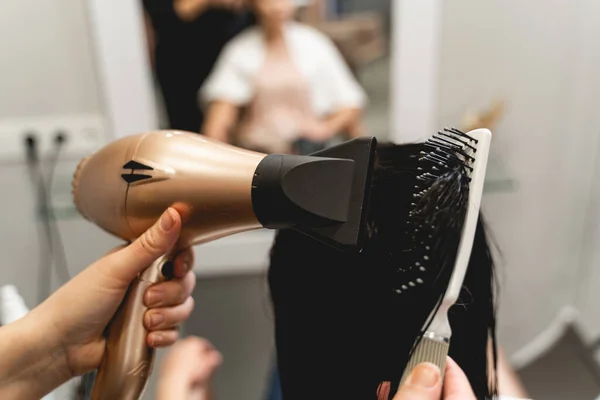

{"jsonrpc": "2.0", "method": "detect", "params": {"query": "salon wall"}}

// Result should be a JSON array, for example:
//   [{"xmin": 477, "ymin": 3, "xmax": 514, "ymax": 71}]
[
  {"xmin": 0, "ymin": 1, "xmax": 101, "ymax": 118},
  {"xmin": 338, "ymin": 0, "xmax": 389, "ymax": 13},
  {"xmin": 437, "ymin": 0, "xmax": 600, "ymax": 361},
  {"xmin": 0, "ymin": 0, "xmax": 114, "ymax": 303},
  {"xmin": 574, "ymin": 0, "xmax": 600, "ymax": 346}
]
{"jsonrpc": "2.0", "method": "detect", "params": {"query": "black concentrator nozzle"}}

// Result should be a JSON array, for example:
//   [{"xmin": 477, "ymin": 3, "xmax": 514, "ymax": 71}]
[{"xmin": 251, "ymin": 137, "xmax": 377, "ymax": 252}]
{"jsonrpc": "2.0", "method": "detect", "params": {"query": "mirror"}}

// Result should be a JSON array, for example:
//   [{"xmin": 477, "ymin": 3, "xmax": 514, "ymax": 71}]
[{"xmin": 141, "ymin": 0, "xmax": 393, "ymax": 156}]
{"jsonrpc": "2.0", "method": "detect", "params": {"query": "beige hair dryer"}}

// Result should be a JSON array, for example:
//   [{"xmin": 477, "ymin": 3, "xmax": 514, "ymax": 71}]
[{"xmin": 72, "ymin": 130, "xmax": 376, "ymax": 399}]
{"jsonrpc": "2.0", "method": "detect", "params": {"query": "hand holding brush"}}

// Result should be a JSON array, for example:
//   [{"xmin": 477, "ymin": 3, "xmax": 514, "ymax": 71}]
[{"xmin": 378, "ymin": 358, "xmax": 476, "ymax": 400}]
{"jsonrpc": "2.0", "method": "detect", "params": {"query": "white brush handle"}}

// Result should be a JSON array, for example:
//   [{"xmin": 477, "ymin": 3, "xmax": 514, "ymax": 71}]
[
  {"xmin": 429, "ymin": 128, "xmax": 492, "ymax": 338},
  {"xmin": 399, "ymin": 332, "xmax": 449, "ymax": 388},
  {"xmin": 442, "ymin": 128, "xmax": 491, "ymax": 308}
]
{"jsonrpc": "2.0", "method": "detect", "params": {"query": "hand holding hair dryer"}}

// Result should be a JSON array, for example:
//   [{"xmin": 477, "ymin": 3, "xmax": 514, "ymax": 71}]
[{"xmin": 72, "ymin": 130, "xmax": 376, "ymax": 399}]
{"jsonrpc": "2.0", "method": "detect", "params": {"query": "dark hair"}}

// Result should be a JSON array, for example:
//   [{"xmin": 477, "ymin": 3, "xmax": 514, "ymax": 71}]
[{"xmin": 268, "ymin": 142, "xmax": 498, "ymax": 399}]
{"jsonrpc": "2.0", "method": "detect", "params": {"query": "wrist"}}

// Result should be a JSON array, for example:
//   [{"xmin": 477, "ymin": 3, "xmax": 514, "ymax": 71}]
[{"xmin": 0, "ymin": 308, "xmax": 71, "ymax": 399}]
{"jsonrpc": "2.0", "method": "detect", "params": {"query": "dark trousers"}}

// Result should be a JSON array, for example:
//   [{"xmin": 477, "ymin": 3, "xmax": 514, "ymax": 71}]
[
  {"xmin": 158, "ymin": 80, "xmax": 204, "ymax": 133},
  {"xmin": 155, "ymin": 53, "xmax": 208, "ymax": 134}
]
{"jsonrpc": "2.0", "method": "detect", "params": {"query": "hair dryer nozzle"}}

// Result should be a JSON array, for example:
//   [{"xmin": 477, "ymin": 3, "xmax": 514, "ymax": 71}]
[{"xmin": 252, "ymin": 137, "xmax": 377, "ymax": 251}]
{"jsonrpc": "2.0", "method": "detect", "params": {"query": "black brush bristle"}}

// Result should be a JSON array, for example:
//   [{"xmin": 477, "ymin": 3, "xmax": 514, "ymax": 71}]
[{"xmin": 393, "ymin": 128, "xmax": 475, "ymax": 297}]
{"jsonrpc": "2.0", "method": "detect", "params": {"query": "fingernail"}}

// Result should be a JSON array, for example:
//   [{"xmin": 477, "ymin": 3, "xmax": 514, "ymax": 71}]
[
  {"xmin": 376, "ymin": 381, "xmax": 390, "ymax": 399},
  {"xmin": 182, "ymin": 260, "xmax": 191, "ymax": 273},
  {"xmin": 407, "ymin": 363, "xmax": 440, "ymax": 388},
  {"xmin": 160, "ymin": 208, "xmax": 175, "ymax": 232},
  {"xmin": 145, "ymin": 289, "xmax": 160, "ymax": 306},
  {"xmin": 147, "ymin": 313, "xmax": 165, "ymax": 328},
  {"xmin": 150, "ymin": 332, "xmax": 163, "ymax": 347}
]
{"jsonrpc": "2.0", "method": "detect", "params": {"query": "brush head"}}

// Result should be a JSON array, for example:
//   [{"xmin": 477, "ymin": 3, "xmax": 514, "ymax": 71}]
[
  {"xmin": 387, "ymin": 128, "xmax": 476, "ymax": 299},
  {"xmin": 426, "ymin": 127, "xmax": 491, "ymax": 335}
]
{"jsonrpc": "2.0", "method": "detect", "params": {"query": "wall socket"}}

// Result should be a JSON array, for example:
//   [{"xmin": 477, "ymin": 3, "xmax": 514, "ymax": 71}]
[{"xmin": 0, "ymin": 113, "xmax": 108, "ymax": 163}]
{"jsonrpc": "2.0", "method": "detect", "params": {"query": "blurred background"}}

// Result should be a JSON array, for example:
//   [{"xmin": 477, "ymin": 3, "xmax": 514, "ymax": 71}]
[{"xmin": 2, "ymin": 0, "xmax": 600, "ymax": 399}]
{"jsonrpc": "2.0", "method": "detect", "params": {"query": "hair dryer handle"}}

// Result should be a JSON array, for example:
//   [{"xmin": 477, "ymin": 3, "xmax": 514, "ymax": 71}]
[{"xmin": 90, "ymin": 253, "xmax": 171, "ymax": 400}]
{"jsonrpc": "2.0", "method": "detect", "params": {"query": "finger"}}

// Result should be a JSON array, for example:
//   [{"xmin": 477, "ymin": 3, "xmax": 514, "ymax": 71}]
[
  {"xmin": 105, "ymin": 244, "xmax": 127, "ymax": 256},
  {"xmin": 197, "ymin": 348, "xmax": 222, "ymax": 381},
  {"xmin": 160, "ymin": 337, "xmax": 206, "ymax": 378},
  {"xmin": 173, "ymin": 247, "xmax": 194, "ymax": 279},
  {"xmin": 377, "ymin": 381, "xmax": 390, "ymax": 400},
  {"xmin": 103, "ymin": 208, "xmax": 182, "ymax": 284},
  {"xmin": 145, "ymin": 296, "xmax": 195, "ymax": 331},
  {"xmin": 148, "ymin": 327, "xmax": 180, "ymax": 347},
  {"xmin": 145, "ymin": 270, "xmax": 196, "ymax": 308},
  {"xmin": 180, "ymin": 337, "xmax": 223, "ymax": 382},
  {"xmin": 163, "ymin": 337, "xmax": 220, "ymax": 377},
  {"xmin": 392, "ymin": 363, "xmax": 442, "ymax": 400},
  {"xmin": 157, "ymin": 337, "xmax": 222, "ymax": 399},
  {"xmin": 443, "ymin": 357, "xmax": 476, "ymax": 400}
]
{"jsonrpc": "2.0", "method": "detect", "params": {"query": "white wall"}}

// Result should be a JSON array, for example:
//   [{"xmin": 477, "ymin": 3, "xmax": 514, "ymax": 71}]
[
  {"xmin": 86, "ymin": 0, "xmax": 159, "ymax": 137},
  {"xmin": 0, "ymin": 0, "xmax": 101, "ymax": 118},
  {"xmin": 390, "ymin": 0, "xmax": 441, "ymax": 143},
  {"xmin": 0, "ymin": 0, "xmax": 111, "ymax": 305},
  {"xmin": 571, "ymin": 0, "xmax": 600, "ymax": 346},
  {"xmin": 437, "ymin": 0, "xmax": 600, "ymax": 360}
]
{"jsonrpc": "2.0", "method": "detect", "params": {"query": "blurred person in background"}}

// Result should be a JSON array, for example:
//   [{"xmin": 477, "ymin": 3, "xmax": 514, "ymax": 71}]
[
  {"xmin": 199, "ymin": 0, "xmax": 367, "ymax": 155},
  {"xmin": 143, "ymin": 0, "xmax": 255, "ymax": 133}
]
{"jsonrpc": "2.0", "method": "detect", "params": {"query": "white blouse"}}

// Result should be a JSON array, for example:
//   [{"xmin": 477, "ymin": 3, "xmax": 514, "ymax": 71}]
[{"xmin": 200, "ymin": 22, "xmax": 368, "ymax": 117}]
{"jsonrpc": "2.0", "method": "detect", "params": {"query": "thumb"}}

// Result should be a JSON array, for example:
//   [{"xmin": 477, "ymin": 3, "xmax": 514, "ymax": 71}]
[
  {"xmin": 393, "ymin": 363, "xmax": 442, "ymax": 400},
  {"xmin": 104, "ymin": 208, "xmax": 182, "ymax": 283}
]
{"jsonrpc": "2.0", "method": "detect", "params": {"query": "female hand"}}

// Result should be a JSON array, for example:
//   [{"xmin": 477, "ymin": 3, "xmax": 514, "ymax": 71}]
[
  {"xmin": 48, "ymin": 207, "xmax": 196, "ymax": 371},
  {"xmin": 0, "ymin": 208, "xmax": 196, "ymax": 399},
  {"xmin": 377, "ymin": 357, "xmax": 477, "ymax": 400},
  {"xmin": 157, "ymin": 337, "xmax": 222, "ymax": 400}
]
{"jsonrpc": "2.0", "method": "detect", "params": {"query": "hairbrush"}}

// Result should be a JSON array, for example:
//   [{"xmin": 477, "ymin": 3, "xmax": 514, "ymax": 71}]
[{"xmin": 395, "ymin": 127, "xmax": 492, "ymax": 387}]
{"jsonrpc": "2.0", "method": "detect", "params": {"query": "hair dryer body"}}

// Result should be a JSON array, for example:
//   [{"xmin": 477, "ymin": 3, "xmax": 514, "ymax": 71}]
[
  {"xmin": 73, "ymin": 130, "xmax": 376, "ymax": 399},
  {"xmin": 74, "ymin": 131, "xmax": 265, "ymax": 245}
]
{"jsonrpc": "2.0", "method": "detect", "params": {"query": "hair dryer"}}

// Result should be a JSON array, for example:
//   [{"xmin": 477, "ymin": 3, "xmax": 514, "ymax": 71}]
[{"xmin": 72, "ymin": 130, "xmax": 376, "ymax": 399}]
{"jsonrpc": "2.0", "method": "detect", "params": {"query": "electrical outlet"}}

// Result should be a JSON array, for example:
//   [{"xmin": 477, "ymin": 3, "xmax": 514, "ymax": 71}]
[{"xmin": 0, "ymin": 113, "xmax": 108, "ymax": 163}]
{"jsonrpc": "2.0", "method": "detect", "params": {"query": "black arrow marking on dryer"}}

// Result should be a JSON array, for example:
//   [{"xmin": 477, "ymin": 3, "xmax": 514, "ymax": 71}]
[
  {"xmin": 121, "ymin": 173, "xmax": 153, "ymax": 183},
  {"xmin": 121, "ymin": 160, "xmax": 154, "ymax": 184},
  {"xmin": 123, "ymin": 160, "xmax": 154, "ymax": 170}
]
